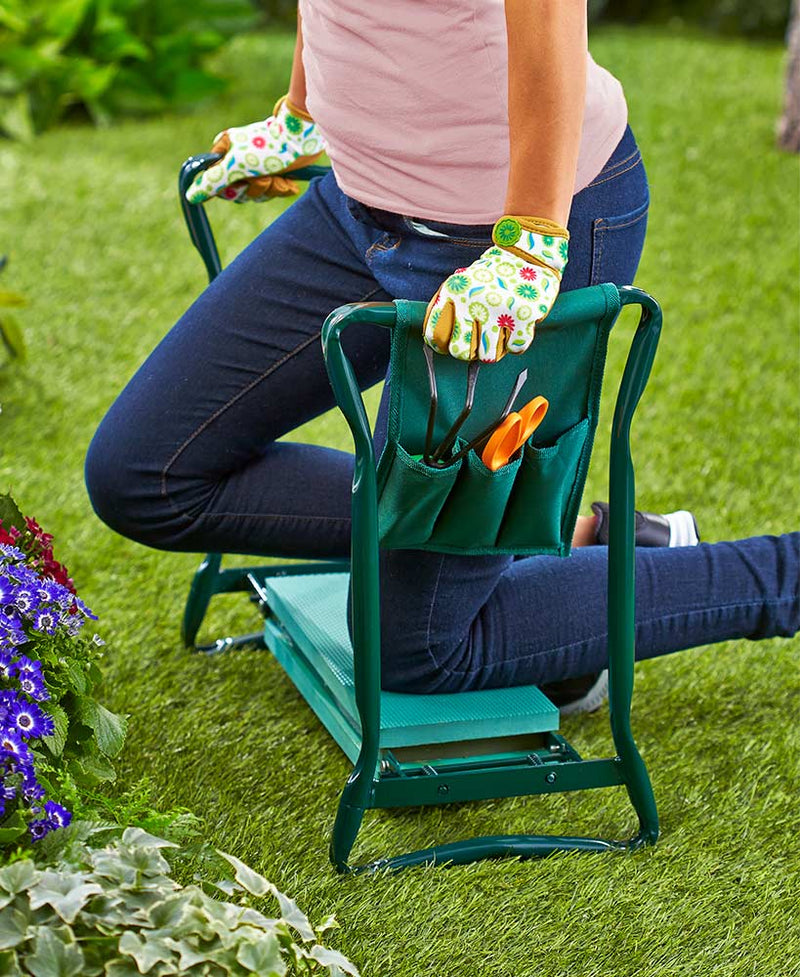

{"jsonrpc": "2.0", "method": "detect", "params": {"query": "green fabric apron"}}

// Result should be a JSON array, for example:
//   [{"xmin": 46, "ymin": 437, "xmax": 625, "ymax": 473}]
[{"xmin": 375, "ymin": 285, "xmax": 621, "ymax": 555}]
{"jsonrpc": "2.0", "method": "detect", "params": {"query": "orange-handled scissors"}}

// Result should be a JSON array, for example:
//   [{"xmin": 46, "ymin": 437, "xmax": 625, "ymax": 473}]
[{"xmin": 480, "ymin": 396, "xmax": 549, "ymax": 471}]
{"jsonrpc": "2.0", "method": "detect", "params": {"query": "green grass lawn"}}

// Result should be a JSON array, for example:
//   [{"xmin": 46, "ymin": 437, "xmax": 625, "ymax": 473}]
[{"xmin": 2, "ymin": 25, "xmax": 799, "ymax": 977}]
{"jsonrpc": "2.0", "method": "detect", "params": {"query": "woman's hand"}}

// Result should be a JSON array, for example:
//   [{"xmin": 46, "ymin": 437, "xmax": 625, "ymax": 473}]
[
  {"xmin": 185, "ymin": 96, "xmax": 325, "ymax": 204},
  {"xmin": 423, "ymin": 216, "xmax": 569, "ymax": 362}
]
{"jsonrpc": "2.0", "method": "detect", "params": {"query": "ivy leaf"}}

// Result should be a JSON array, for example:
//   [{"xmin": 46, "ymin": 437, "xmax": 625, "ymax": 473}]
[
  {"xmin": 309, "ymin": 944, "xmax": 362, "ymax": 977},
  {"xmin": 217, "ymin": 852, "xmax": 316, "ymax": 942},
  {"xmin": 216, "ymin": 851, "xmax": 270, "ymax": 898},
  {"xmin": 0, "ymin": 949, "xmax": 22, "ymax": 976},
  {"xmin": 29, "ymin": 870, "xmax": 103, "ymax": 924},
  {"xmin": 104, "ymin": 962, "xmax": 143, "ymax": 977},
  {"xmin": 236, "ymin": 932, "xmax": 285, "ymax": 975},
  {"xmin": 118, "ymin": 932, "xmax": 177, "ymax": 973},
  {"xmin": 0, "ymin": 859, "xmax": 38, "ymax": 897},
  {"xmin": 41, "ymin": 703, "xmax": 69, "ymax": 757},
  {"xmin": 77, "ymin": 699, "xmax": 127, "ymax": 757},
  {"xmin": 25, "ymin": 928, "xmax": 86, "ymax": 977},
  {"xmin": 121, "ymin": 827, "xmax": 179, "ymax": 851},
  {"xmin": 0, "ymin": 906, "xmax": 28, "ymax": 951}
]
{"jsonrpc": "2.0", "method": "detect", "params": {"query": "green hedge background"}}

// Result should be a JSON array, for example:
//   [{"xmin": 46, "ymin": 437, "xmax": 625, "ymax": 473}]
[{"xmin": 252, "ymin": 0, "xmax": 790, "ymax": 39}]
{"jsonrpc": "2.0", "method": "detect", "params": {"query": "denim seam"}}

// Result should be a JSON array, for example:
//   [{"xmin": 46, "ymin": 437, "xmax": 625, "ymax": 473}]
[
  {"xmin": 596, "ymin": 209, "xmax": 650, "ymax": 233},
  {"xmin": 196, "ymin": 511, "xmax": 350, "ymax": 523},
  {"xmin": 424, "ymin": 554, "xmax": 448, "ymax": 668},
  {"xmin": 159, "ymin": 283, "xmax": 387, "ymax": 524},
  {"xmin": 429, "ymin": 596, "xmax": 799, "ymax": 678},
  {"xmin": 584, "ymin": 156, "xmax": 643, "ymax": 189},
  {"xmin": 586, "ymin": 149, "xmax": 640, "ymax": 187}
]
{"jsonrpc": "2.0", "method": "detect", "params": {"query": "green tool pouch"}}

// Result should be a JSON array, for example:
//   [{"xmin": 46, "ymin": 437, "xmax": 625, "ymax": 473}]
[{"xmin": 376, "ymin": 287, "xmax": 621, "ymax": 556}]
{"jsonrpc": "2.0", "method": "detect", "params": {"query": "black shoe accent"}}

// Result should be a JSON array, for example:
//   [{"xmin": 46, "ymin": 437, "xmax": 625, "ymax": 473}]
[{"xmin": 591, "ymin": 501, "xmax": 672, "ymax": 547}]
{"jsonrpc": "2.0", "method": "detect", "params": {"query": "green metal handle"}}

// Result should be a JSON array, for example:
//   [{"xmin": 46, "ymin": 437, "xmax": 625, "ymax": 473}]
[
  {"xmin": 178, "ymin": 153, "xmax": 331, "ymax": 284},
  {"xmin": 607, "ymin": 284, "xmax": 663, "ymax": 844},
  {"xmin": 321, "ymin": 303, "xmax": 397, "ymax": 852}
]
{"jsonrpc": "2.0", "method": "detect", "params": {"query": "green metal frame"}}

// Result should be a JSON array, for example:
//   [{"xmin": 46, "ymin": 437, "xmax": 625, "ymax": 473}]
[
  {"xmin": 177, "ymin": 155, "xmax": 335, "ymax": 651},
  {"xmin": 321, "ymin": 291, "xmax": 661, "ymax": 871},
  {"xmin": 177, "ymin": 155, "xmax": 662, "ymax": 873}
]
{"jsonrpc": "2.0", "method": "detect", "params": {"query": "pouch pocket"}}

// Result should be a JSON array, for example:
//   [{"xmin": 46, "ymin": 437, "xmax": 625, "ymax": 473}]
[
  {"xmin": 433, "ymin": 449, "xmax": 522, "ymax": 549},
  {"xmin": 498, "ymin": 417, "xmax": 591, "ymax": 552},
  {"xmin": 378, "ymin": 442, "xmax": 461, "ymax": 548}
]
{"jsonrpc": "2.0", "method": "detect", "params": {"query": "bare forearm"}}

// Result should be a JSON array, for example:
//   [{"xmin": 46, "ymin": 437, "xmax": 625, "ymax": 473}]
[
  {"xmin": 287, "ymin": 7, "xmax": 308, "ymax": 112},
  {"xmin": 503, "ymin": 0, "xmax": 587, "ymax": 225}
]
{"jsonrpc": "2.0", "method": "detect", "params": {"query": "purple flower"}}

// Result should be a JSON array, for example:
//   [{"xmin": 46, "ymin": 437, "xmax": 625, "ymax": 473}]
[
  {"xmin": 0, "ymin": 545, "xmax": 25, "ymax": 563},
  {"xmin": 44, "ymin": 800, "xmax": 71, "ymax": 830},
  {"xmin": 8, "ymin": 699, "xmax": 50, "ymax": 739},
  {"xmin": 63, "ymin": 615, "xmax": 84, "ymax": 637},
  {"xmin": 14, "ymin": 655, "xmax": 41, "ymax": 678},
  {"xmin": 0, "ymin": 728, "xmax": 32, "ymax": 766},
  {"xmin": 22, "ymin": 776, "xmax": 45, "ymax": 802},
  {"xmin": 13, "ymin": 588, "xmax": 40, "ymax": 616},
  {"xmin": 0, "ymin": 576, "xmax": 16, "ymax": 607},
  {"xmin": 32, "ymin": 608, "xmax": 59, "ymax": 635},
  {"xmin": 73, "ymin": 596, "xmax": 98, "ymax": 621},
  {"xmin": 18, "ymin": 672, "xmax": 49, "ymax": 702},
  {"xmin": 0, "ymin": 611, "xmax": 26, "ymax": 646},
  {"xmin": 28, "ymin": 818, "xmax": 51, "ymax": 841},
  {"xmin": 1, "ymin": 780, "xmax": 16, "ymax": 801}
]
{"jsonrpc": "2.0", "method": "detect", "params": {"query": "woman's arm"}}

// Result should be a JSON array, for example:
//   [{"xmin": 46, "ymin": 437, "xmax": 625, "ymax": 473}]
[
  {"xmin": 503, "ymin": 0, "xmax": 587, "ymax": 226},
  {"xmin": 287, "ymin": 7, "xmax": 309, "ymax": 115}
]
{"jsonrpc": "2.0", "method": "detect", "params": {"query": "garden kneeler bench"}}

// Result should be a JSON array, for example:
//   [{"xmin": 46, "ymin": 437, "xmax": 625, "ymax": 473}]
[{"xmin": 178, "ymin": 154, "xmax": 662, "ymax": 873}]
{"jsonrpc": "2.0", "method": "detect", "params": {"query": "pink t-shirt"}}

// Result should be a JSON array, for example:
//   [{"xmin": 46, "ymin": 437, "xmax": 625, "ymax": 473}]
[{"xmin": 299, "ymin": 0, "xmax": 628, "ymax": 223}]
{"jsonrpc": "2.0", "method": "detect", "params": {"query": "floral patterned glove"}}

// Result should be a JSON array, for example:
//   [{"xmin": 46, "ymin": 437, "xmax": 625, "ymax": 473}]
[
  {"xmin": 423, "ymin": 216, "xmax": 569, "ymax": 362},
  {"xmin": 185, "ymin": 96, "xmax": 325, "ymax": 204}
]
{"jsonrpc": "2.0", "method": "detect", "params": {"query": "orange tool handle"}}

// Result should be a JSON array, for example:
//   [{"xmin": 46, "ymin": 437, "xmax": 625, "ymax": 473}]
[{"xmin": 480, "ymin": 396, "xmax": 549, "ymax": 472}]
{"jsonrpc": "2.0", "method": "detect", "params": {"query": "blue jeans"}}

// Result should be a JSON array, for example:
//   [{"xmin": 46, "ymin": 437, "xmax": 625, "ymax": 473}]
[{"xmin": 85, "ymin": 128, "xmax": 799, "ymax": 692}]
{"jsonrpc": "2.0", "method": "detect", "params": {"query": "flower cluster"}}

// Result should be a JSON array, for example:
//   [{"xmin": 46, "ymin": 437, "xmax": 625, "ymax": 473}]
[
  {"xmin": 0, "ymin": 516, "xmax": 74, "ymax": 593},
  {"xmin": 0, "ymin": 541, "xmax": 96, "ymax": 840}
]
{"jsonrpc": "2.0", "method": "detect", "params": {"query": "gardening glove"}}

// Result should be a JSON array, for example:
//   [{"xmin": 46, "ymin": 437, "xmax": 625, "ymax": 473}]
[
  {"xmin": 185, "ymin": 95, "xmax": 325, "ymax": 204},
  {"xmin": 423, "ymin": 216, "xmax": 569, "ymax": 362}
]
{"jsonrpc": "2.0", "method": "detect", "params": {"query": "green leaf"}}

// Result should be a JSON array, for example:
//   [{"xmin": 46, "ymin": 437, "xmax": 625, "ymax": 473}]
[
  {"xmin": 0, "ymin": 290, "xmax": 26, "ymax": 307},
  {"xmin": 118, "ymin": 932, "xmax": 176, "ymax": 973},
  {"xmin": 24, "ymin": 928, "xmax": 85, "ymax": 977},
  {"xmin": 0, "ymin": 313, "xmax": 26, "ymax": 361},
  {"xmin": 77, "ymin": 699, "xmax": 127, "ymax": 757},
  {"xmin": 121, "ymin": 827, "xmax": 179, "ymax": 850},
  {"xmin": 42, "ymin": 703, "xmax": 69, "ymax": 756},
  {"xmin": 0, "ymin": 494, "xmax": 26, "ymax": 535},
  {"xmin": 104, "ymin": 962, "xmax": 143, "ymax": 977},
  {"xmin": 216, "ymin": 852, "xmax": 315, "ymax": 941},
  {"xmin": 43, "ymin": 0, "xmax": 94, "ymax": 44},
  {"xmin": 0, "ymin": 822, "xmax": 28, "ymax": 844},
  {"xmin": 0, "ymin": 92, "xmax": 34, "ymax": 141},
  {"xmin": 236, "ymin": 933, "xmax": 285, "ymax": 976},
  {"xmin": 0, "ymin": 949, "xmax": 22, "ymax": 976},
  {"xmin": 63, "ymin": 661, "xmax": 87, "ymax": 695},
  {"xmin": 308, "ymin": 945, "xmax": 361, "ymax": 977},
  {"xmin": 0, "ymin": 907, "xmax": 29, "ymax": 952},
  {"xmin": 216, "ymin": 851, "xmax": 270, "ymax": 898},
  {"xmin": 0, "ymin": 859, "xmax": 38, "ymax": 896},
  {"xmin": 68, "ymin": 752, "xmax": 117, "ymax": 786},
  {"xmin": 29, "ymin": 870, "xmax": 103, "ymax": 924}
]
